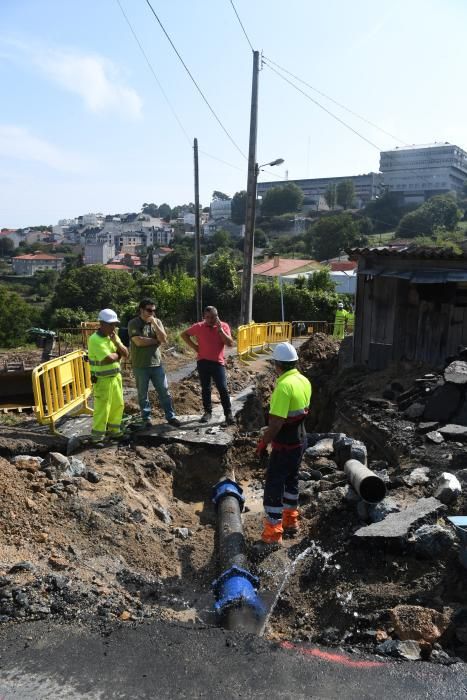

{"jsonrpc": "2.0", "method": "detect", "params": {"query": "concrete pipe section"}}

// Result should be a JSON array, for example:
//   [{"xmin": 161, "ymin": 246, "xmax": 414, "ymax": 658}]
[
  {"xmin": 211, "ymin": 478, "xmax": 265, "ymax": 632},
  {"xmin": 344, "ymin": 459, "xmax": 387, "ymax": 504}
]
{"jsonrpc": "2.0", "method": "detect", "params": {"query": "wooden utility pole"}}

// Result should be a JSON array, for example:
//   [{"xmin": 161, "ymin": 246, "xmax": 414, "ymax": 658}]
[
  {"xmin": 193, "ymin": 138, "xmax": 202, "ymax": 320},
  {"xmin": 240, "ymin": 50, "xmax": 259, "ymax": 325}
]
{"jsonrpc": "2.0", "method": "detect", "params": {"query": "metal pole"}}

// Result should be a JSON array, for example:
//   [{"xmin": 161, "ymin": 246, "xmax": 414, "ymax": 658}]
[
  {"xmin": 279, "ymin": 276, "xmax": 285, "ymax": 322},
  {"xmin": 240, "ymin": 50, "xmax": 260, "ymax": 325},
  {"xmin": 193, "ymin": 138, "xmax": 202, "ymax": 320}
]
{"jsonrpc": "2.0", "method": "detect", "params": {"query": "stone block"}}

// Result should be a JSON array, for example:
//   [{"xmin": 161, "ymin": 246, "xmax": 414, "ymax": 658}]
[
  {"xmin": 412, "ymin": 523, "xmax": 458, "ymax": 559},
  {"xmin": 438, "ymin": 424, "xmax": 467, "ymax": 441},
  {"xmin": 403, "ymin": 466, "xmax": 430, "ymax": 486},
  {"xmin": 376, "ymin": 639, "xmax": 421, "ymax": 660},
  {"xmin": 434, "ymin": 473, "xmax": 462, "ymax": 504},
  {"xmin": 305, "ymin": 438, "xmax": 334, "ymax": 459},
  {"xmin": 368, "ymin": 497, "xmax": 401, "ymax": 523},
  {"xmin": 334, "ymin": 436, "xmax": 367, "ymax": 467},
  {"xmin": 403, "ymin": 402, "xmax": 426, "ymax": 420},
  {"xmin": 426, "ymin": 431, "xmax": 444, "ymax": 444},
  {"xmin": 354, "ymin": 497, "xmax": 446, "ymax": 543},
  {"xmin": 389, "ymin": 605, "xmax": 452, "ymax": 644},
  {"xmin": 444, "ymin": 360, "xmax": 467, "ymax": 384}
]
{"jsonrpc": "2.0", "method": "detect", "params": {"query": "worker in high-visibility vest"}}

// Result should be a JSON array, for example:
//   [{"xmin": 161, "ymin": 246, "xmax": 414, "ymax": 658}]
[
  {"xmin": 346, "ymin": 305, "xmax": 355, "ymax": 334},
  {"xmin": 256, "ymin": 342, "xmax": 311, "ymax": 545},
  {"xmin": 88, "ymin": 309, "xmax": 129, "ymax": 444},
  {"xmin": 333, "ymin": 302, "xmax": 348, "ymax": 339}
]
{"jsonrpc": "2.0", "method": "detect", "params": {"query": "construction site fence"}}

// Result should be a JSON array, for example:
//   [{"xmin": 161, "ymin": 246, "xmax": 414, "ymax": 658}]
[
  {"xmin": 237, "ymin": 322, "xmax": 292, "ymax": 362},
  {"xmin": 32, "ymin": 349, "xmax": 93, "ymax": 432},
  {"xmin": 291, "ymin": 320, "xmax": 354, "ymax": 338}
]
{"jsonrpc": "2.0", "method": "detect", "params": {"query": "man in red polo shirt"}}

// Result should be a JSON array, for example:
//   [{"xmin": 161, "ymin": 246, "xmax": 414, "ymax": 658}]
[{"xmin": 181, "ymin": 306, "xmax": 235, "ymax": 425}]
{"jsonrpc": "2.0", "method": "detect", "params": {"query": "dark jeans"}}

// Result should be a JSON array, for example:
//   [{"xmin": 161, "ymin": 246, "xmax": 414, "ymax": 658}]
[
  {"xmin": 197, "ymin": 360, "xmax": 231, "ymax": 415},
  {"xmin": 263, "ymin": 444, "xmax": 305, "ymax": 524}
]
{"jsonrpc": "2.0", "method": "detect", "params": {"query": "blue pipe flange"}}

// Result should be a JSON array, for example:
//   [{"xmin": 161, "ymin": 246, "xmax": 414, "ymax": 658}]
[
  {"xmin": 211, "ymin": 478, "xmax": 245, "ymax": 510},
  {"xmin": 212, "ymin": 565, "xmax": 266, "ymax": 618}
]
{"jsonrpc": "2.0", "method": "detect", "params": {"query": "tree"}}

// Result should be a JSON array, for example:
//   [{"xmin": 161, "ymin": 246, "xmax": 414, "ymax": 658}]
[
  {"xmin": 336, "ymin": 180, "xmax": 355, "ymax": 209},
  {"xmin": 324, "ymin": 184, "xmax": 337, "ymax": 210},
  {"xmin": 254, "ymin": 228, "xmax": 268, "ymax": 247},
  {"xmin": 305, "ymin": 213, "xmax": 368, "ymax": 261},
  {"xmin": 364, "ymin": 191, "xmax": 406, "ymax": 232},
  {"xmin": 0, "ymin": 237, "xmax": 15, "ymax": 257},
  {"xmin": 34, "ymin": 269, "xmax": 58, "ymax": 298},
  {"xmin": 231, "ymin": 190, "xmax": 247, "ymax": 224},
  {"xmin": 212, "ymin": 191, "xmax": 230, "ymax": 201},
  {"xmin": 396, "ymin": 193, "xmax": 461, "ymax": 238},
  {"xmin": 158, "ymin": 203, "xmax": 172, "ymax": 220},
  {"xmin": 147, "ymin": 246, "xmax": 154, "ymax": 273},
  {"xmin": 204, "ymin": 251, "xmax": 239, "ymax": 294},
  {"xmin": 142, "ymin": 203, "xmax": 159, "ymax": 217},
  {"xmin": 261, "ymin": 183, "xmax": 304, "ymax": 217},
  {"xmin": 51, "ymin": 265, "xmax": 137, "ymax": 312},
  {"xmin": 0, "ymin": 286, "xmax": 38, "ymax": 347},
  {"xmin": 158, "ymin": 247, "xmax": 195, "ymax": 276},
  {"xmin": 306, "ymin": 268, "xmax": 336, "ymax": 292},
  {"xmin": 212, "ymin": 229, "xmax": 232, "ymax": 250}
]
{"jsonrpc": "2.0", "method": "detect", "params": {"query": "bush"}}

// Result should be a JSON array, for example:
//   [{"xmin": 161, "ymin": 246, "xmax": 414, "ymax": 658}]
[{"xmin": 0, "ymin": 286, "xmax": 39, "ymax": 347}]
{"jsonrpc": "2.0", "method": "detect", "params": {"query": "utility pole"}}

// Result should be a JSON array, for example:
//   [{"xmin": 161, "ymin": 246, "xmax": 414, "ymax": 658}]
[
  {"xmin": 193, "ymin": 138, "xmax": 202, "ymax": 320},
  {"xmin": 240, "ymin": 50, "xmax": 260, "ymax": 326}
]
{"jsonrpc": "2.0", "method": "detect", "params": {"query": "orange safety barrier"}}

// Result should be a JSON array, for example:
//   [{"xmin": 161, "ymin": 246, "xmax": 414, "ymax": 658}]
[{"xmin": 31, "ymin": 350, "xmax": 93, "ymax": 433}]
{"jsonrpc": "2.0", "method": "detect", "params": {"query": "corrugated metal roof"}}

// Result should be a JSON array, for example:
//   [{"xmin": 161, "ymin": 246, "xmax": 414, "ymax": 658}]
[
  {"xmin": 350, "ymin": 245, "xmax": 467, "ymax": 260},
  {"xmin": 357, "ymin": 267, "xmax": 467, "ymax": 283}
]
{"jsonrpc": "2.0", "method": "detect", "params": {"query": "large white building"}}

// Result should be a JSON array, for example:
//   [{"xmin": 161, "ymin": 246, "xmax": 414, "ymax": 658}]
[
  {"xmin": 84, "ymin": 240, "xmax": 115, "ymax": 265},
  {"xmin": 210, "ymin": 199, "xmax": 232, "ymax": 220},
  {"xmin": 380, "ymin": 143, "xmax": 467, "ymax": 204}
]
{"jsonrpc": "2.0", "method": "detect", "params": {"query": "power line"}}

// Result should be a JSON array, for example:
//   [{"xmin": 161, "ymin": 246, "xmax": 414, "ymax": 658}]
[
  {"xmin": 229, "ymin": 0, "xmax": 254, "ymax": 52},
  {"xmin": 115, "ymin": 0, "xmax": 191, "ymax": 146},
  {"xmin": 143, "ymin": 0, "xmax": 246, "ymax": 159},
  {"xmin": 263, "ymin": 58, "xmax": 382, "ymax": 152},
  {"xmin": 116, "ymin": 1, "xmax": 247, "ymax": 179},
  {"xmin": 263, "ymin": 55, "xmax": 410, "ymax": 147}
]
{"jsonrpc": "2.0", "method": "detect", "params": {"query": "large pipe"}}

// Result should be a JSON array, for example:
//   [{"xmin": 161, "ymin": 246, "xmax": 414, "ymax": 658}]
[
  {"xmin": 211, "ymin": 478, "xmax": 265, "ymax": 631},
  {"xmin": 344, "ymin": 459, "xmax": 386, "ymax": 504}
]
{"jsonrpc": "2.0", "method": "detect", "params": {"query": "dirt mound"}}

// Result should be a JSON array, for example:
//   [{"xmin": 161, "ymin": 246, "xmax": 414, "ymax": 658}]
[{"xmin": 298, "ymin": 333, "xmax": 340, "ymax": 366}]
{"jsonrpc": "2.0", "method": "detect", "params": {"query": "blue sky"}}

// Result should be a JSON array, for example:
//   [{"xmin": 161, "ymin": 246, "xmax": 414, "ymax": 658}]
[{"xmin": 1, "ymin": 0, "xmax": 466, "ymax": 227}]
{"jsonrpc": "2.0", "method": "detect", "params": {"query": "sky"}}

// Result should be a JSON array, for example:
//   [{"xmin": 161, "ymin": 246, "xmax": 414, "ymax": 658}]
[{"xmin": 1, "ymin": 0, "xmax": 466, "ymax": 228}]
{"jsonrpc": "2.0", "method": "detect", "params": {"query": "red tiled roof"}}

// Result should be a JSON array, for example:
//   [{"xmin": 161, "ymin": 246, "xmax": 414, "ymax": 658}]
[
  {"xmin": 159, "ymin": 247, "xmax": 173, "ymax": 253},
  {"xmin": 329, "ymin": 261, "xmax": 357, "ymax": 272},
  {"xmin": 13, "ymin": 253, "xmax": 62, "ymax": 261},
  {"xmin": 106, "ymin": 264, "xmax": 132, "ymax": 271},
  {"xmin": 252, "ymin": 258, "xmax": 317, "ymax": 277}
]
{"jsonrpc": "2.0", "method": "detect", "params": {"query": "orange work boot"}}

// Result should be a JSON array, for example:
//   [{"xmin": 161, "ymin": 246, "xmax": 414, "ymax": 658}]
[
  {"xmin": 261, "ymin": 519, "xmax": 283, "ymax": 544},
  {"xmin": 282, "ymin": 508, "xmax": 299, "ymax": 536}
]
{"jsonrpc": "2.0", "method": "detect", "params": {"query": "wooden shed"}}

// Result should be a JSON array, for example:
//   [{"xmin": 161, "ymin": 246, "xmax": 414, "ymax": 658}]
[{"xmin": 350, "ymin": 245, "xmax": 467, "ymax": 369}]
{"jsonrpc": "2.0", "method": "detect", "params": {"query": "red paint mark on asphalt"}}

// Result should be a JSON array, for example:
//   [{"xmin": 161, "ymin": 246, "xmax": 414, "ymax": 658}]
[{"xmin": 280, "ymin": 641, "xmax": 385, "ymax": 668}]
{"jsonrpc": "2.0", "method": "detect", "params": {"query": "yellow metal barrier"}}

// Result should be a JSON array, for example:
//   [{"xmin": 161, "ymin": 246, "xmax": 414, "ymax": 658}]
[
  {"xmin": 266, "ymin": 322, "xmax": 292, "ymax": 346},
  {"xmin": 32, "ymin": 350, "xmax": 93, "ymax": 433},
  {"xmin": 237, "ymin": 322, "xmax": 292, "ymax": 363}
]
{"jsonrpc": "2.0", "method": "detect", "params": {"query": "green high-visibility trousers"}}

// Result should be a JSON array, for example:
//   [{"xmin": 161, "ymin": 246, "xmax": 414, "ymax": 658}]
[{"xmin": 91, "ymin": 373, "xmax": 124, "ymax": 440}]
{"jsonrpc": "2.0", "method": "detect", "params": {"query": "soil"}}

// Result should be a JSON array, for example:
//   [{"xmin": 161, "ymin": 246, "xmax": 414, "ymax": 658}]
[{"xmin": 0, "ymin": 336, "xmax": 466, "ymax": 664}]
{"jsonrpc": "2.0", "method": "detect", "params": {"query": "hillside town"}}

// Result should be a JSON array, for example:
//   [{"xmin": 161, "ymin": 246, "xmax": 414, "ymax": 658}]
[{"xmin": 2, "ymin": 0, "xmax": 467, "ymax": 697}]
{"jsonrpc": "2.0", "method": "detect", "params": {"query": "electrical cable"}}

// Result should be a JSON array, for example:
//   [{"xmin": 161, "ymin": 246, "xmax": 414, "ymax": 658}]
[
  {"xmin": 144, "ymin": 0, "xmax": 247, "ymax": 159},
  {"xmin": 116, "ymin": 0, "xmax": 247, "ymax": 176},
  {"xmin": 263, "ymin": 55, "xmax": 410, "ymax": 147},
  {"xmin": 229, "ymin": 0, "xmax": 254, "ymax": 52},
  {"xmin": 263, "ymin": 58, "xmax": 382, "ymax": 151},
  {"xmin": 115, "ymin": 0, "xmax": 191, "ymax": 146}
]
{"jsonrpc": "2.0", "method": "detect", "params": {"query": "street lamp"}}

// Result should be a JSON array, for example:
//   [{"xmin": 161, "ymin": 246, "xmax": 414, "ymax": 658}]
[{"xmin": 240, "ymin": 157, "xmax": 285, "ymax": 325}]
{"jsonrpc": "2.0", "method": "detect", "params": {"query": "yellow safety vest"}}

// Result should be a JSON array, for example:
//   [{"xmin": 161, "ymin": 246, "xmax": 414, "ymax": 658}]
[{"xmin": 88, "ymin": 332, "xmax": 121, "ymax": 378}]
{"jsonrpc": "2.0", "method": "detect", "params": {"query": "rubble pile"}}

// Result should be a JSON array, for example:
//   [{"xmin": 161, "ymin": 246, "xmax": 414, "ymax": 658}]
[{"xmin": 250, "ymin": 341, "xmax": 467, "ymax": 664}]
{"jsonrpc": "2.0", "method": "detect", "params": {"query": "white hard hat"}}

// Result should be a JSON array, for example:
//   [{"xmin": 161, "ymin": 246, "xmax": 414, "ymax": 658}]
[
  {"xmin": 272, "ymin": 342, "xmax": 298, "ymax": 362},
  {"xmin": 337, "ymin": 302, "xmax": 344, "ymax": 309},
  {"xmin": 98, "ymin": 308, "xmax": 120, "ymax": 323}
]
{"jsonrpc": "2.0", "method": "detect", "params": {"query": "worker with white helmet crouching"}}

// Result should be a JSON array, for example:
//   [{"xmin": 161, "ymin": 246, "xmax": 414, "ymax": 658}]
[{"xmin": 256, "ymin": 342, "xmax": 311, "ymax": 545}]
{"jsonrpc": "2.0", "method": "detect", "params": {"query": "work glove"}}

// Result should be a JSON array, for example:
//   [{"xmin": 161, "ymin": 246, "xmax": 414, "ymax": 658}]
[{"xmin": 256, "ymin": 439, "xmax": 268, "ymax": 457}]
